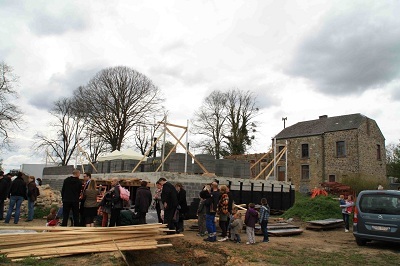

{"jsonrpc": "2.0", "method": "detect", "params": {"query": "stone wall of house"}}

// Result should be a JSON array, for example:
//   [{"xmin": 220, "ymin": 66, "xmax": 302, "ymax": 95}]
[
  {"xmin": 356, "ymin": 118, "xmax": 386, "ymax": 181},
  {"xmin": 276, "ymin": 136, "xmax": 324, "ymax": 193},
  {"xmin": 275, "ymin": 118, "xmax": 387, "ymax": 193},
  {"xmin": 324, "ymin": 129, "xmax": 360, "ymax": 180}
]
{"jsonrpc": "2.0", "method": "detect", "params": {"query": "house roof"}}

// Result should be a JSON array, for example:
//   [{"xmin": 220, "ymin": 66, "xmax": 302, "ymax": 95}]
[{"xmin": 274, "ymin": 113, "xmax": 368, "ymax": 140}]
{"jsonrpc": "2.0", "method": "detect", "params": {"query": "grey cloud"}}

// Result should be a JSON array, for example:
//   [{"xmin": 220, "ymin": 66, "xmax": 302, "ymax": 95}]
[
  {"xmin": 29, "ymin": 12, "xmax": 87, "ymax": 36},
  {"xmin": 160, "ymin": 40, "xmax": 187, "ymax": 54},
  {"xmin": 28, "ymin": 66, "xmax": 102, "ymax": 110},
  {"xmin": 285, "ymin": 2, "xmax": 400, "ymax": 95},
  {"xmin": 149, "ymin": 65, "xmax": 207, "ymax": 85}
]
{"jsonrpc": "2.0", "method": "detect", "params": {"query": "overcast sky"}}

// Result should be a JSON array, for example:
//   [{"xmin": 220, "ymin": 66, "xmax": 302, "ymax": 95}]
[{"xmin": 1, "ymin": 0, "xmax": 400, "ymax": 172}]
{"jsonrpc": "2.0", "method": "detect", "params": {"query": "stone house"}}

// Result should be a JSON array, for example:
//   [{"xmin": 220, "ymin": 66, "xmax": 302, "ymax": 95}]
[{"xmin": 273, "ymin": 114, "xmax": 386, "ymax": 193}]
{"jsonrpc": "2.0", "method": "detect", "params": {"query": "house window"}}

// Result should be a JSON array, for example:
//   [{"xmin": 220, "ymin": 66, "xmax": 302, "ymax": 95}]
[
  {"xmin": 329, "ymin": 175, "xmax": 335, "ymax": 182},
  {"xmin": 301, "ymin": 165, "xmax": 310, "ymax": 180},
  {"xmin": 278, "ymin": 145, "xmax": 286, "ymax": 160},
  {"xmin": 377, "ymin": 144, "xmax": 381, "ymax": 160},
  {"xmin": 336, "ymin": 141, "xmax": 346, "ymax": 157},
  {"xmin": 301, "ymin": 144, "xmax": 309, "ymax": 158}
]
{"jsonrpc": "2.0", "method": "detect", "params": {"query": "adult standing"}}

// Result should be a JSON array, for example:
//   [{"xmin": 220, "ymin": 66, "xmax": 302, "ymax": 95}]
[
  {"xmin": 0, "ymin": 171, "xmax": 8, "ymax": 220},
  {"xmin": 61, "ymin": 169, "xmax": 82, "ymax": 226},
  {"xmin": 340, "ymin": 195, "xmax": 354, "ymax": 232},
  {"xmin": 217, "ymin": 185, "xmax": 229, "ymax": 241},
  {"xmin": 79, "ymin": 172, "xmax": 92, "ymax": 226},
  {"xmin": 158, "ymin": 177, "xmax": 178, "ymax": 232},
  {"xmin": 4, "ymin": 172, "xmax": 26, "ymax": 224},
  {"xmin": 135, "ymin": 180, "xmax": 152, "ymax": 224},
  {"xmin": 84, "ymin": 179, "xmax": 99, "ymax": 227},
  {"xmin": 153, "ymin": 180, "xmax": 164, "ymax": 223},
  {"xmin": 26, "ymin": 176, "xmax": 39, "ymax": 222},
  {"xmin": 175, "ymin": 183, "xmax": 188, "ymax": 233},
  {"xmin": 204, "ymin": 181, "xmax": 220, "ymax": 242},
  {"xmin": 109, "ymin": 177, "xmax": 123, "ymax": 227}
]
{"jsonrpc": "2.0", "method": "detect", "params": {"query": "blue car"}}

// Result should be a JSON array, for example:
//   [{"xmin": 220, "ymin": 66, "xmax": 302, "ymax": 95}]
[{"xmin": 353, "ymin": 190, "xmax": 400, "ymax": 246}]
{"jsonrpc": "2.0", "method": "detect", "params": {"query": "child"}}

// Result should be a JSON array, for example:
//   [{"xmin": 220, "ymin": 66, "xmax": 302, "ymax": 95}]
[
  {"xmin": 259, "ymin": 198, "xmax": 270, "ymax": 243},
  {"xmin": 229, "ymin": 207, "xmax": 238, "ymax": 241},
  {"xmin": 46, "ymin": 208, "xmax": 59, "ymax": 226},
  {"xmin": 230, "ymin": 212, "xmax": 243, "ymax": 243},
  {"xmin": 197, "ymin": 190, "xmax": 208, "ymax": 236},
  {"xmin": 244, "ymin": 203, "xmax": 258, "ymax": 244}
]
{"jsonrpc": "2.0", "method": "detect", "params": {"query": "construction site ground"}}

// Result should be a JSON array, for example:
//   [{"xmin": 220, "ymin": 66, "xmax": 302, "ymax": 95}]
[{"xmin": 1, "ymin": 218, "xmax": 399, "ymax": 265}]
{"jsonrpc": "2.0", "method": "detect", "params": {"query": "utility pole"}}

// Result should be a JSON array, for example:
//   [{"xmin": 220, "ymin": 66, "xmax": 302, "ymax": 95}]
[{"xmin": 282, "ymin": 117, "xmax": 287, "ymax": 128}]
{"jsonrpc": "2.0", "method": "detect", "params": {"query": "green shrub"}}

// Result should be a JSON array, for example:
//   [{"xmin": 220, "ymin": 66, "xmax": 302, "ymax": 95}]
[{"xmin": 281, "ymin": 192, "xmax": 342, "ymax": 221}]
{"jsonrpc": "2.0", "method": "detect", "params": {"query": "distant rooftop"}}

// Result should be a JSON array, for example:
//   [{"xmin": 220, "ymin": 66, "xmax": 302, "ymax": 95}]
[{"xmin": 274, "ymin": 113, "xmax": 369, "ymax": 140}]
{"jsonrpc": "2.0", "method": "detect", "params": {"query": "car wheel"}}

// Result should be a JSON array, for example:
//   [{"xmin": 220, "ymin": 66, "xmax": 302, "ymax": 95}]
[{"xmin": 355, "ymin": 237, "xmax": 367, "ymax": 246}]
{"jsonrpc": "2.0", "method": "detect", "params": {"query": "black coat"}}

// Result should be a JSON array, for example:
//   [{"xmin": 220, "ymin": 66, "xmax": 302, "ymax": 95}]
[
  {"xmin": 9, "ymin": 176, "xmax": 26, "ymax": 198},
  {"xmin": 0, "ymin": 177, "xmax": 10, "ymax": 200},
  {"xmin": 135, "ymin": 186, "xmax": 152, "ymax": 213},
  {"xmin": 61, "ymin": 176, "xmax": 82, "ymax": 202},
  {"xmin": 161, "ymin": 182, "xmax": 178, "ymax": 210},
  {"xmin": 177, "ymin": 188, "xmax": 188, "ymax": 214}
]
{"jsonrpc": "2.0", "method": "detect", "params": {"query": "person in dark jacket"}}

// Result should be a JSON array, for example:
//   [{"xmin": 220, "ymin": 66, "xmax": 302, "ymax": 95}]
[
  {"xmin": 0, "ymin": 171, "xmax": 9, "ymax": 220},
  {"xmin": 26, "ymin": 176, "xmax": 39, "ymax": 222},
  {"xmin": 245, "ymin": 203, "xmax": 259, "ymax": 244},
  {"xmin": 135, "ymin": 180, "xmax": 152, "ymax": 224},
  {"xmin": 61, "ymin": 169, "xmax": 82, "ymax": 226},
  {"xmin": 204, "ymin": 182, "xmax": 220, "ymax": 242},
  {"xmin": 109, "ymin": 177, "xmax": 123, "ymax": 226},
  {"xmin": 4, "ymin": 172, "xmax": 26, "ymax": 224},
  {"xmin": 158, "ymin": 177, "xmax": 178, "ymax": 231},
  {"xmin": 175, "ymin": 183, "xmax": 188, "ymax": 233}
]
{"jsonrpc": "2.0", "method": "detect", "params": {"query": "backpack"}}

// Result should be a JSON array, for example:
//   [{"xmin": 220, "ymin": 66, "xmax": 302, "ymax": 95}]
[{"xmin": 119, "ymin": 186, "xmax": 130, "ymax": 202}]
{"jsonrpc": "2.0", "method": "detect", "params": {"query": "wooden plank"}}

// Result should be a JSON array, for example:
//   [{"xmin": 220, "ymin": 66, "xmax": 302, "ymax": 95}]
[{"xmin": 268, "ymin": 228, "xmax": 303, "ymax": 236}]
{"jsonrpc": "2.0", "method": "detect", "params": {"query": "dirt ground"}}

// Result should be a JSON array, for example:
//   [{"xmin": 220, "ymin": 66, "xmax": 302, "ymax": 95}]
[{"xmin": 1, "ymin": 218, "xmax": 400, "ymax": 265}]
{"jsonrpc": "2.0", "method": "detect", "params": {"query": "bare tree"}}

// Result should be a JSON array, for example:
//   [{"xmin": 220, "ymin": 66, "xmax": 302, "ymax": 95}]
[
  {"xmin": 35, "ymin": 98, "xmax": 85, "ymax": 165},
  {"xmin": 80, "ymin": 130, "xmax": 109, "ymax": 163},
  {"xmin": 191, "ymin": 89, "xmax": 259, "ymax": 157},
  {"xmin": 191, "ymin": 90, "xmax": 228, "ymax": 159},
  {"xmin": 224, "ymin": 89, "xmax": 259, "ymax": 155},
  {"xmin": 0, "ymin": 62, "xmax": 23, "ymax": 147},
  {"xmin": 74, "ymin": 66, "xmax": 164, "ymax": 151}
]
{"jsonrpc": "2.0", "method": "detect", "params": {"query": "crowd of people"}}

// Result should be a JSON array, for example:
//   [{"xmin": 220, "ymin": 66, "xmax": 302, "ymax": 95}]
[
  {"xmin": 196, "ymin": 180, "xmax": 271, "ymax": 244},
  {"xmin": 0, "ymin": 168, "xmax": 272, "ymax": 245},
  {"xmin": 0, "ymin": 171, "xmax": 40, "ymax": 224}
]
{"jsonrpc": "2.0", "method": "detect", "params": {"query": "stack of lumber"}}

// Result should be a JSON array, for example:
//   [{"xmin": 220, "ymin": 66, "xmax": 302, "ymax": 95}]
[
  {"xmin": 0, "ymin": 224, "xmax": 182, "ymax": 261},
  {"xmin": 306, "ymin": 218, "xmax": 344, "ymax": 230},
  {"xmin": 267, "ymin": 223, "xmax": 303, "ymax": 236}
]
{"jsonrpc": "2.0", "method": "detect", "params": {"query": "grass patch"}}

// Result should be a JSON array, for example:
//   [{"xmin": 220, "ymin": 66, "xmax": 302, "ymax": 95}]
[{"xmin": 281, "ymin": 192, "xmax": 342, "ymax": 221}]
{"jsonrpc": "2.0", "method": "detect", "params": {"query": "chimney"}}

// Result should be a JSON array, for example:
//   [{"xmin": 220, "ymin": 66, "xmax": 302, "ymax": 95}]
[{"xmin": 319, "ymin": 115, "xmax": 328, "ymax": 119}]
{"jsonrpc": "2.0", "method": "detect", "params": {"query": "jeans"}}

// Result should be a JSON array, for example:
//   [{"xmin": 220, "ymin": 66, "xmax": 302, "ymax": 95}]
[
  {"xmin": 27, "ymin": 199, "xmax": 35, "ymax": 221},
  {"xmin": 206, "ymin": 213, "xmax": 216, "ymax": 239},
  {"xmin": 343, "ymin": 213, "xmax": 350, "ymax": 230},
  {"xmin": 5, "ymin": 196, "xmax": 24, "ymax": 224},
  {"xmin": 261, "ymin": 220, "xmax": 269, "ymax": 241}
]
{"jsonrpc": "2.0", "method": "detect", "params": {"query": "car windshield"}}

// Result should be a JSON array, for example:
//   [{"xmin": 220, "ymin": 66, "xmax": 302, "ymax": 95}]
[{"xmin": 359, "ymin": 194, "xmax": 400, "ymax": 215}]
